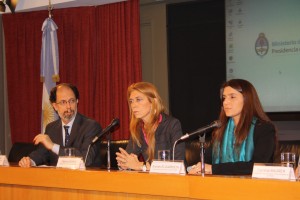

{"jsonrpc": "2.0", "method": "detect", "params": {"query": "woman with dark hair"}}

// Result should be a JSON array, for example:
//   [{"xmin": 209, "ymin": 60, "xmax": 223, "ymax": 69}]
[
  {"xmin": 189, "ymin": 79, "xmax": 277, "ymax": 175},
  {"xmin": 116, "ymin": 82, "xmax": 185, "ymax": 171}
]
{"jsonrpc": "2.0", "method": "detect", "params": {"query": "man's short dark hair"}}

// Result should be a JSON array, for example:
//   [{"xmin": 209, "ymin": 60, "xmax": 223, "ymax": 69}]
[{"xmin": 49, "ymin": 83, "xmax": 80, "ymax": 103}]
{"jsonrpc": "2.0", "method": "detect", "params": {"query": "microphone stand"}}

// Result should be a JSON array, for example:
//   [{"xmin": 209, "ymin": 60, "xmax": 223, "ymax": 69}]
[
  {"xmin": 172, "ymin": 139, "xmax": 179, "ymax": 161},
  {"xmin": 106, "ymin": 131, "xmax": 111, "ymax": 171},
  {"xmin": 84, "ymin": 144, "xmax": 91, "ymax": 166},
  {"xmin": 199, "ymin": 133, "xmax": 206, "ymax": 177}
]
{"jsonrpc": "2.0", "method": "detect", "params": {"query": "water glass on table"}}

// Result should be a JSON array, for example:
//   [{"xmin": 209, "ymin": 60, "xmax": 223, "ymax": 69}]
[
  {"xmin": 280, "ymin": 152, "xmax": 296, "ymax": 168},
  {"xmin": 158, "ymin": 150, "xmax": 170, "ymax": 161},
  {"xmin": 64, "ymin": 148, "xmax": 75, "ymax": 157}
]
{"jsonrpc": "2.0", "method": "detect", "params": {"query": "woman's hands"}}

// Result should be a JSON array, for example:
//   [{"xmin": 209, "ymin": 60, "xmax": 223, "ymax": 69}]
[
  {"xmin": 116, "ymin": 147, "xmax": 143, "ymax": 170},
  {"xmin": 188, "ymin": 162, "xmax": 212, "ymax": 175}
]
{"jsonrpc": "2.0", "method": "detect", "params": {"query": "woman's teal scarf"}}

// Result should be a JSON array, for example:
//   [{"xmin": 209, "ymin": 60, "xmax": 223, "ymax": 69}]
[{"xmin": 212, "ymin": 117, "xmax": 257, "ymax": 164}]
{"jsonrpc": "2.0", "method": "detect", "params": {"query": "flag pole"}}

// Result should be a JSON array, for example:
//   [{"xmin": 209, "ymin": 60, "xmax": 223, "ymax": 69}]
[{"xmin": 48, "ymin": 0, "xmax": 53, "ymax": 18}]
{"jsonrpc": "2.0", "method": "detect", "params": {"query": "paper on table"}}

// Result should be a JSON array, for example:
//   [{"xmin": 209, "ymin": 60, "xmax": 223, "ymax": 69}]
[{"xmin": 252, "ymin": 163, "xmax": 296, "ymax": 181}]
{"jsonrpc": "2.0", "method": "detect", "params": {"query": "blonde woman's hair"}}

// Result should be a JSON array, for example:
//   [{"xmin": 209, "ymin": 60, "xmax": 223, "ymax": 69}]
[{"xmin": 127, "ymin": 82, "xmax": 165, "ymax": 161}]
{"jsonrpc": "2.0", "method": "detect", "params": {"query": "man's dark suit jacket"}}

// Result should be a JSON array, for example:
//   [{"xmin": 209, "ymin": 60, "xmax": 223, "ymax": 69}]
[{"xmin": 29, "ymin": 113, "xmax": 102, "ymax": 166}]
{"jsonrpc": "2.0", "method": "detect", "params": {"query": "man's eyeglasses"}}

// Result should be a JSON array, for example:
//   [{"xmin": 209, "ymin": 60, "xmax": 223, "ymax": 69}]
[{"xmin": 56, "ymin": 98, "xmax": 77, "ymax": 106}]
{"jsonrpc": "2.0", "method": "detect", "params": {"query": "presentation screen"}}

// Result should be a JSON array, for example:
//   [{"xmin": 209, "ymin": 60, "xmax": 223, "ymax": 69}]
[{"xmin": 225, "ymin": 0, "xmax": 300, "ymax": 112}]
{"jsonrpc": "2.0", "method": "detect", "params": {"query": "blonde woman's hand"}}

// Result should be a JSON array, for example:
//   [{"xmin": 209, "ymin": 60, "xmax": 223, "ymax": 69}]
[{"xmin": 116, "ymin": 147, "xmax": 142, "ymax": 170}]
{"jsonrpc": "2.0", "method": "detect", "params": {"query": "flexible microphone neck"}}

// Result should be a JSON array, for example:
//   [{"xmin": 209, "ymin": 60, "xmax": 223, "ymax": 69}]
[
  {"xmin": 85, "ymin": 118, "xmax": 120, "ymax": 166},
  {"xmin": 84, "ymin": 144, "xmax": 92, "ymax": 166},
  {"xmin": 172, "ymin": 120, "xmax": 222, "ymax": 162},
  {"xmin": 91, "ymin": 118, "xmax": 120, "ymax": 144},
  {"xmin": 180, "ymin": 120, "xmax": 222, "ymax": 141},
  {"xmin": 172, "ymin": 139, "xmax": 180, "ymax": 161}
]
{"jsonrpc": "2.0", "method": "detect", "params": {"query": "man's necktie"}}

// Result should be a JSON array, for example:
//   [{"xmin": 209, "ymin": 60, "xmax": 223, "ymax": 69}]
[{"xmin": 64, "ymin": 125, "xmax": 70, "ymax": 146}]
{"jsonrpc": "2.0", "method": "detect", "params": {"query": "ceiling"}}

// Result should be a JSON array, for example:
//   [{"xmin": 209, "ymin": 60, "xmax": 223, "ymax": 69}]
[
  {"xmin": 140, "ymin": 0, "xmax": 196, "ymax": 6},
  {"xmin": 0, "ymin": 0, "xmax": 193, "ymax": 14},
  {"xmin": 0, "ymin": 0, "xmax": 126, "ymax": 14}
]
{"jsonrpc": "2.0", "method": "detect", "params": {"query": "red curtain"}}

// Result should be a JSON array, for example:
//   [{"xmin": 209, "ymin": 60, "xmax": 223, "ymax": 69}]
[{"xmin": 2, "ymin": 0, "xmax": 141, "ymax": 143}]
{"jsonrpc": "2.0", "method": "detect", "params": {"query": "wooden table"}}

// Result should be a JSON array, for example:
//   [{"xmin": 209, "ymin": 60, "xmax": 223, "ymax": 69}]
[{"xmin": 0, "ymin": 166, "xmax": 299, "ymax": 200}]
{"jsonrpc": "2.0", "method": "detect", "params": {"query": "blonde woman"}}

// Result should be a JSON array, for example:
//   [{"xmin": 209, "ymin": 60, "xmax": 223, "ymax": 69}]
[{"xmin": 116, "ymin": 82, "xmax": 185, "ymax": 171}]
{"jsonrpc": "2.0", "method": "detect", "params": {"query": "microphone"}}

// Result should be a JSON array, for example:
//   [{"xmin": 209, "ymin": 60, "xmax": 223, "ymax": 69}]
[
  {"xmin": 91, "ymin": 118, "xmax": 120, "ymax": 144},
  {"xmin": 172, "ymin": 120, "xmax": 221, "ymax": 161},
  {"xmin": 85, "ymin": 118, "xmax": 120, "ymax": 166},
  {"xmin": 179, "ymin": 120, "xmax": 222, "ymax": 140}
]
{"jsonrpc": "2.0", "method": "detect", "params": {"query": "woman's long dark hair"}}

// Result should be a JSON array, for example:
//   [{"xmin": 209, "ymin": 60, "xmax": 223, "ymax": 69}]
[{"xmin": 213, "ymin": 79, "xmax": 271, "ymax": 146}]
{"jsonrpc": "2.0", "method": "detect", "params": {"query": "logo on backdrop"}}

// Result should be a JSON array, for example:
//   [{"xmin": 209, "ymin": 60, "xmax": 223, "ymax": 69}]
[{"xmin": 255, "ymin": 33, "xmax": 269, "ymax": 57}]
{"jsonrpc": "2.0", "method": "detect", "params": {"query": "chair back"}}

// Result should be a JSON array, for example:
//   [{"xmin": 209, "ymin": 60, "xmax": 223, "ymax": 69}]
[{"xmin": 8, "ymin": 142, "xmax": 37, "ymax": 163}]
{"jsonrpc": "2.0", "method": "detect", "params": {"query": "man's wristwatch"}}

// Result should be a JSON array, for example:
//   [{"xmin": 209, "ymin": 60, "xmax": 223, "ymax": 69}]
[{"xmin": 141, "ymin": 162, "xmax": 147, "ymax": 172}]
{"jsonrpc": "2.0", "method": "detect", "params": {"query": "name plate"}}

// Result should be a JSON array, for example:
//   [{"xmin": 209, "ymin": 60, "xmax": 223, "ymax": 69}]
[
  {"xmin": 150, "ymin": 160, "xmax": 186, "ymax": 175},
  {"xmin": 56, "ymin": 157, "xmax": 85, "ymax": 170},
  {"xmin": 0, "ymin": 155, "xmax": 9, "ymax": 166},
  {"xmin": 252, "ymin": 163, "xmax": 295, "ymax": 180}
]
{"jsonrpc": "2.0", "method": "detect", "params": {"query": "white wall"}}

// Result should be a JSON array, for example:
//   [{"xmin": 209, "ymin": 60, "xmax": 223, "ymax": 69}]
[{"xmin": 140, "ymin": 3, "xmax": 169, "ymax": 111}]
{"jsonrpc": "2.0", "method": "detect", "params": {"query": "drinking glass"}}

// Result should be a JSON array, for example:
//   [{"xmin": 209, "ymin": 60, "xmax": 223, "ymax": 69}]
[
  {"xmin": 64, "ymin": 148, "xmax": 75, "ymax": 157},
  {"xmin": 281, "ymin": 152, "xmax": 296, "ymax": 168},
  {"xmin": 158, "ymin": 150, "xmax": 170, "ymax": 161}
]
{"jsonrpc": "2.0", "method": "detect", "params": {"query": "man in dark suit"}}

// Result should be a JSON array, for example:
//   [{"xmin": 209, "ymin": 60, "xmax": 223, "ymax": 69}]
[{"xmin": 19, "ymin": 83, "xmax": 102, "ymax": 167}]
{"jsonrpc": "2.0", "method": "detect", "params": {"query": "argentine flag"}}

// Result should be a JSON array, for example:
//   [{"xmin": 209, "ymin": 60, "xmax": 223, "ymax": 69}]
[{"xmin": 40, "ymin": 17, "xmax": 59, "ymax": 133}]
